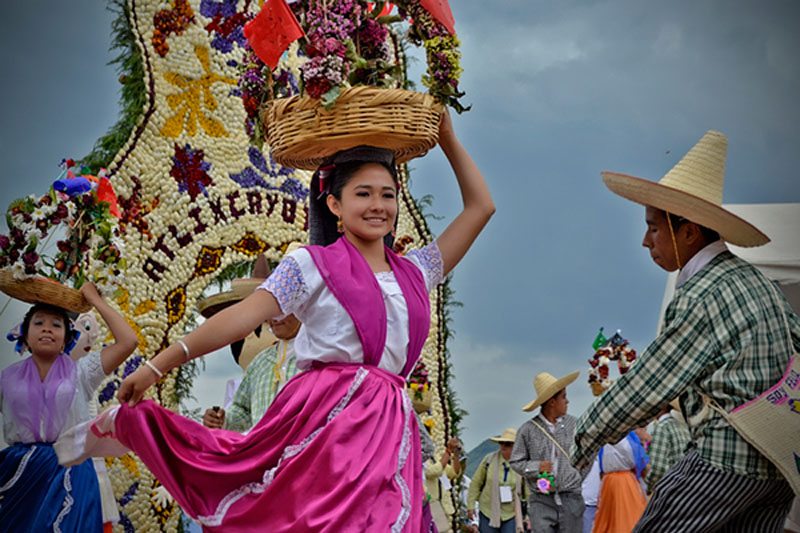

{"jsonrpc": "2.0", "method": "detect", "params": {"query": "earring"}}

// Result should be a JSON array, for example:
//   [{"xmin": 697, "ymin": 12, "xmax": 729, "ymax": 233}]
[
  {"xmin": 391, "ymin": 229, "xmax": 396, "ymax": 238},
  {"xmin": 337, "ymin": 217, "xmax": 344, "ymax": 233}
]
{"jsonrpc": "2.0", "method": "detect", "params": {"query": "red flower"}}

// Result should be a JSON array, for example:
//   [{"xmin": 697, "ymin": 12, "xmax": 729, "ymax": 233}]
[{"xmin": 305, "ymin": 78, "xmax": 332, "ymax": 99}]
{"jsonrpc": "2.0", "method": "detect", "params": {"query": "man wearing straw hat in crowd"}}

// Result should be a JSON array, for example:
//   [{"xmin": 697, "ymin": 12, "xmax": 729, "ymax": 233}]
[
  {"xmin": 571, "ymin": 130, "xmax": 800, "ymax": 531},
  {"xmin": 511, "ymin": 371, "xmax": 584, "ymax": 532},
  {"xmin": 468, "ymin": 428, "xmax": 529, "ymax": 533}
]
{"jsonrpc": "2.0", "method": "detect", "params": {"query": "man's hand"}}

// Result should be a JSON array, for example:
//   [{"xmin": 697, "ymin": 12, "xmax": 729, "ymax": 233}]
[
  {"xmin": 203, "ymin": 407, "xmax": 226, "ymax": 429},
  {"xmin": 539, "ymin": 460, "xmax": 553, "ymax": 473}
]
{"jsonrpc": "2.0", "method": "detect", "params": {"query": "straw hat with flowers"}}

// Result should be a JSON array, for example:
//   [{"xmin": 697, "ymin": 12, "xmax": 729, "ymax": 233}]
[{"xmin": 602, "ymin": 130, "xmax": 769, "ymax": 247}]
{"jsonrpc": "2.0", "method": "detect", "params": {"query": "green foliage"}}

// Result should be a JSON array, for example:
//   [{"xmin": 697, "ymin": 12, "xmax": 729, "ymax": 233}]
[{"xmin": 80, "ymin": 0, "xmax": 146, "ymax": 173}]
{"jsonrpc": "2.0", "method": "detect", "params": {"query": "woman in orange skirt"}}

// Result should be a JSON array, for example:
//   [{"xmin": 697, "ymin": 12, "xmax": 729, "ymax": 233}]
[{"xmin": 592, "ymin": 431, "xmax": 649, "ymax": 533}]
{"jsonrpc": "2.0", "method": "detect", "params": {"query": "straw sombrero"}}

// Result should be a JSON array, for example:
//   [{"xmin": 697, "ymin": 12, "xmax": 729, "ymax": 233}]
[
  {"xmin": 522, "ymin": 371, "xmax": 580, "ymax": 412},
  {"xmin": 602, "ymin": 130, "xmax": 769, "ymax": 247},
  {"xmin": 197, "ymin": 254, "xmax": 272, "ymax": 318},
  {"xmin": 489, "ymin": 428, "xmax": 517, "ymax": 443}
]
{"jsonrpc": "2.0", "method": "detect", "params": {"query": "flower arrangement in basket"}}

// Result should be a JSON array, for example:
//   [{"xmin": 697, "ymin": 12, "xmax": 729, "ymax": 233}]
[
  {"xmin": 407, "ymin": 359, "xmax": 432, "ymax": 413},
  {"xmin": 237, "ymin": 0, "xmax": 467, "ymax": 169},
  {"xmin": 0, "ymin": 159, "xmax": 124, "ymax": 312},
  {"xmin": 587, "ymin": 328, "xmax": 637, "ymax": 396}
]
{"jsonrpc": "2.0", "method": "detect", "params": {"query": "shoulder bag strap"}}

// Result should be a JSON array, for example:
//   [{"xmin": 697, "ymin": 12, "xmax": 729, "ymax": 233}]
[{"xmin": 531, "ymin": 420, "xmax": 571, "ymax": 458}]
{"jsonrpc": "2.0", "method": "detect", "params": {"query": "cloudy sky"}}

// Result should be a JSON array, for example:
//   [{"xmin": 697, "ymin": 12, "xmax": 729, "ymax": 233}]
[{"xmin": 1, "ymin": 0, "xmax": 799, "ymax": 450}]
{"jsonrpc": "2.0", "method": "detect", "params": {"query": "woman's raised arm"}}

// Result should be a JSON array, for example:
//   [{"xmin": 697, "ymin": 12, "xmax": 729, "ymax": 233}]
[{"xmin": 434, "ymin": 110, "xmax": 495, "ymax": 276}]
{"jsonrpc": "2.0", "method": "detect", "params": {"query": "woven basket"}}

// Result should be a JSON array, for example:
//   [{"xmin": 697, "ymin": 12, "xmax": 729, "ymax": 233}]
[
  {"xmin": 265, "ymin": 87, "xmax": 443, "ymax": 170},
  {"xmin": 0, "ymin": 269, "xmax": 90, "ymax": 313},
  {"xmin": 590, "ymin": 381, "xmax": 607, "ymax": 397},
  {"xmin": 409, "ymin": 388, "xmax": 432, "ymax": 414}
]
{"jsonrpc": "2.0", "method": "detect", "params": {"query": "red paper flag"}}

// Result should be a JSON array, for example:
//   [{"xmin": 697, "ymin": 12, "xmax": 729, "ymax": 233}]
[
  {"xmin": 96, "ymin": 177, "xmax": 121, "ymax": 218},
  {"xmin": 244, "ymin": 0, "xmax": 306, "ymax": 69},
  {"xmin": 420, "ymin": 0, "xmax": 455, "ymax": 35}
]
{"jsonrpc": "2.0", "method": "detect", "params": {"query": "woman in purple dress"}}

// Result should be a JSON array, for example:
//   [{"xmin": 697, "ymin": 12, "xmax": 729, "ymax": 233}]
[{"xmin": 0, "ymin": 282, "xmax": 137, "ymax": 532}]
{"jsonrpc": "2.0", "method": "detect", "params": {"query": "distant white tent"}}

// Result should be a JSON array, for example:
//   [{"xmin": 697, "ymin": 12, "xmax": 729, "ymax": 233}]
[{"xmin": 659, "ymin": 203, "xmax": 800, "ymax": 328}]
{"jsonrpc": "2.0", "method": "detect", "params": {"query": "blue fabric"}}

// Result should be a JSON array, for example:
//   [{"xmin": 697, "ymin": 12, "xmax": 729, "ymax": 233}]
[
  {"xmin": 53, "ymin": 176, "xmax": 93, "ymax": 196},
  {"xmin": 627, "ymin": 431, "xmax": 650, "ymax": 479},
  {"xmin": 598, "ymin": 431, "xmax": 649, "ymax": 478},
  {"xmin": 0, "ymin": 443, "xmax": 102, "ymax": 532},
  {"xmin": 598, "ymin": 446, "xmax": 605, "ymax": 474}
]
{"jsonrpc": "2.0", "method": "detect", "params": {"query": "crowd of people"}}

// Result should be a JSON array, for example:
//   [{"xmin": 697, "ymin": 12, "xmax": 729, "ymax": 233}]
[{"xmin": 1, "ymin": 114, "xmax": 799, "ymax": 532}]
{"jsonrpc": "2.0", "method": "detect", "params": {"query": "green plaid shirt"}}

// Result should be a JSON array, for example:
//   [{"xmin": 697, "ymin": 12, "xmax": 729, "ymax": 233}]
[
  {"xmin": 644, "ymin": 414, "xmax": 690, "ymax": 492},
  {"xmin": 573, "ymin": 252, "xmax": 800, "ymax": 479},
  {"xmin": 224, "ymin": 339, "xmax": 299, "ymax": 433}
]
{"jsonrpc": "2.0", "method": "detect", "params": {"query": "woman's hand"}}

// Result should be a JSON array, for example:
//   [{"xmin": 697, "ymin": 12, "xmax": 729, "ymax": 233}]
[
  {"xmin": 117, "ymin": 366, "xmax": 159, "ymax": 407},
  {"xmin": 80, "ymin": 281, "xmax": 103, "ymax": 306},
  {"xmin": 438, "ymin": 107, "xmax": 456, "ymax": 146}
]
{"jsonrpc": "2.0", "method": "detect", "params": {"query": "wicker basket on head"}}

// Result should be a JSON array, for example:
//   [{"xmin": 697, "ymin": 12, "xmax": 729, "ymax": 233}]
[
  {"xmin": 0, "ymin": 269, "xmax": 90, "ymax": 313},
  {"xmin": 264, "ymin": 86, "xmax": 443, "ymax": 170}
]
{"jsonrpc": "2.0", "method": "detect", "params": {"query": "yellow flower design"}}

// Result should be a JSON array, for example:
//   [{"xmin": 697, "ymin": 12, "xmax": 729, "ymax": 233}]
[
  {"xmin": 160, "ymin": 45, "xmax": 236, "ymax": 138},
  {"xmin": 114, "ymin": 287, "xmax": 156, "ymax": 353}
]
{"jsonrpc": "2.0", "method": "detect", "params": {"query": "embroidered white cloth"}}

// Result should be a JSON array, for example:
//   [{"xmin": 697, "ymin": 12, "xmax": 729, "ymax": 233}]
[{"xmin": 259, "ymin": 242, "xmax": 443, "ymax": 376}]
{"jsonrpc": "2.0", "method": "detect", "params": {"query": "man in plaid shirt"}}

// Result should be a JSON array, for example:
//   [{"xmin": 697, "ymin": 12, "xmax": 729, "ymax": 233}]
[
  {"xmin": 572, "ymin": 131, "xmax": 799, "ymax": 531},
  {"xmin": 203, "ymin": 314, "xmax": 301, "ymax": 433},
  {"xmin": 644, "ymin": 402, "xmax": 690, "ymax": 493}
]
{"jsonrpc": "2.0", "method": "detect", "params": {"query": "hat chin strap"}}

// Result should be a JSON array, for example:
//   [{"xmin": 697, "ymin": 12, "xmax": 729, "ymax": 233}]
[{"xmin": 666, "ymin": 211, "xmax": 683, "ymax": 270}]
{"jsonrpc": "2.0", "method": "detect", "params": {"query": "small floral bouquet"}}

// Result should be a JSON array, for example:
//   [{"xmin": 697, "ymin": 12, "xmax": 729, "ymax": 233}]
[
  {"xmin": 407, "ymin": 359, "xmax": 430, "ymax": 400},
  {"xmin": 407, "ymin": 359, "xmax": 433, "ymax": 413},
  {"xmin": 0, "ymin": 159, "xmax": 125, "ymax": 293},
  {"xmin": 237, "ymin": 0, "xmax": 467, "ymax": 148},
  {"xmin": 537, "ymin": 471, "xmax": 554, "ymax": 494},
  {"xmin": 587, "ymin": 328, "xmax": 637, "ymax": 395}
]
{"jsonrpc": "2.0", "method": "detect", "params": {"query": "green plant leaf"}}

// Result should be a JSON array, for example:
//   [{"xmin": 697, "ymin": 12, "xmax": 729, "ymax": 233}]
[{"xmin": 321, "ymin": 86, "xmax": 341, "ymax": 111}]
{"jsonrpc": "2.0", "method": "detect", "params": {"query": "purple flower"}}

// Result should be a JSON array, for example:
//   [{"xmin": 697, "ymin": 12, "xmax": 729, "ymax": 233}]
[
  {"xmin": 123, "ymin": 356, "xmax": 143, "ymax": 378},
  {"xmin": 0, "ymin": 234, "xmax": 9, "ymax": 249},
  {"xmin": 230, "ymin": 167, "xmax": 268, "ymax": 188},
  {"xmin": 279, "ymin": 177, "xmax": 309, "ymax": 201},
  {"xmin": 119, "ymin": 482, "xmax": 139, "ymax": 505},
  {"xmin": 22, "ymin": 251, "xmax": 38, "ymax": 265},
  {"xmin": 98, "ymin": 379, "xmax": 120, "ymax": 403}
]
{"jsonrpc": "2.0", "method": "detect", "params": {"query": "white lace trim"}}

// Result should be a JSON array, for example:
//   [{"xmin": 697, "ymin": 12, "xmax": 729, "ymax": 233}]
[
  {"xmin": 196, "ymin": 367, "xmax": 370, "ymax": 527},
  {"xmin": 260, "ymin": 256, "xmax": 309, "ymax": 316},
  {"xmin": 0, "ymin": 445, "xmax": 36, "ymax": 495},
  {"xmin": 390, "ymin": 389, "xmax": 413, "ymax": 532},
  {"xmin": 53, "ymin": 466, "xmax": 74, "ymax": 533}
]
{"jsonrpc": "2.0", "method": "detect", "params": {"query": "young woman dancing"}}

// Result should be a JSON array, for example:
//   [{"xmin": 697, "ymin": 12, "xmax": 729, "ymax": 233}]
[{"xmin": 57, "ymin": 112, "xmax": 494, "ymax": 532}]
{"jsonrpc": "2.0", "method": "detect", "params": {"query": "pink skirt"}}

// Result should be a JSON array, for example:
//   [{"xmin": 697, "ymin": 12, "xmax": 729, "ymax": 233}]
[{"xmin": 62, "ymin": 363, "xmax": 423, "ymax": 532}]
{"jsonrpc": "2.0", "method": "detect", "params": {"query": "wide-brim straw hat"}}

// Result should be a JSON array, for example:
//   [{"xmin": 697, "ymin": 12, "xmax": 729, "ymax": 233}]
[
  {"xmin": 522, "ymin": 371, "xmax": 580, "ymax": 412},
  {"xmin": 602, "ymin": 130, "xmax": 769, "ymax": 247},
  {"xmin": 197, "ymin": 253, "xmax": 273, "ymax": 318},
  {"xmin": 489, "ymin": 428, "xmax": 517, "ymax": 443}
]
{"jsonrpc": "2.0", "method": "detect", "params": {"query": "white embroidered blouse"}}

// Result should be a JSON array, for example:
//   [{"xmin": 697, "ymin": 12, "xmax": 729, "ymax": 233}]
[{"xmin": 258, "ymin": 241, "xmax": 444, "ymax": 376}]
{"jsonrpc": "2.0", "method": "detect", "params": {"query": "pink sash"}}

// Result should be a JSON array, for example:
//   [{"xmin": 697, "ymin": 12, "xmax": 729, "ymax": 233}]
[{"xmin": 305, "ymin": 236, "xmax": 431, "ymax": 376}]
